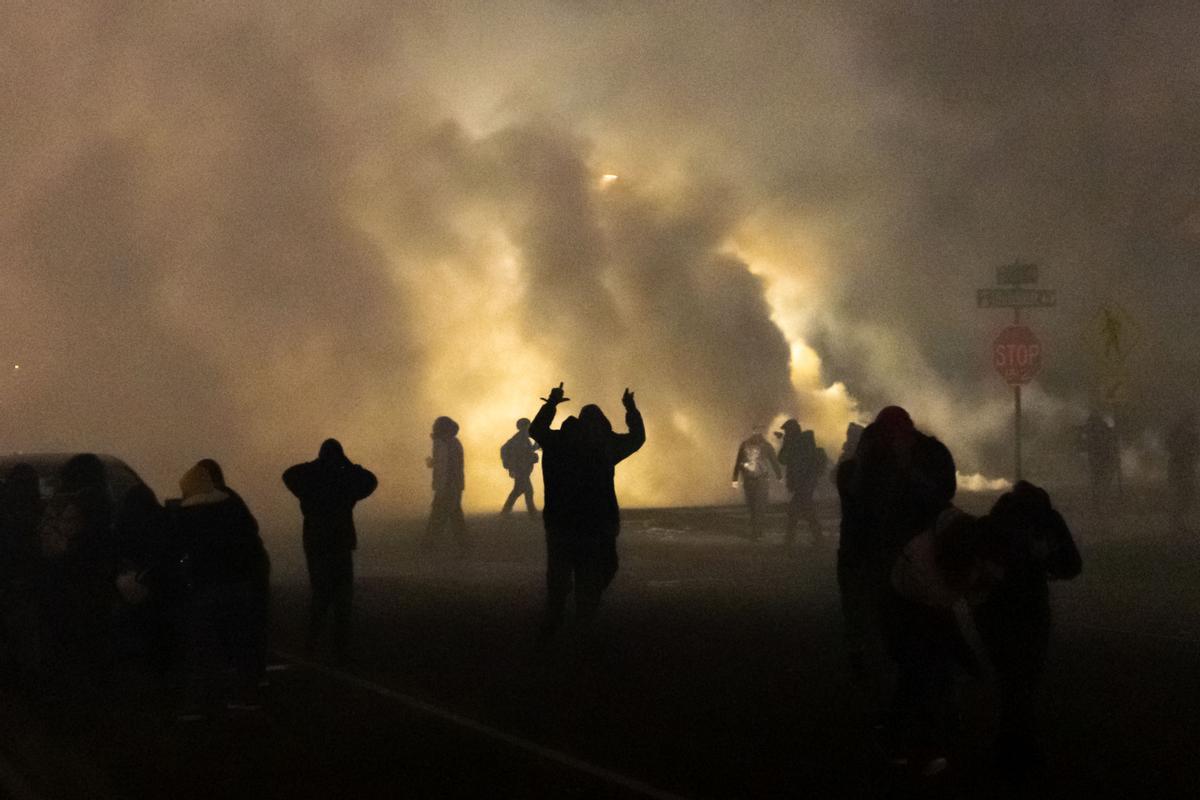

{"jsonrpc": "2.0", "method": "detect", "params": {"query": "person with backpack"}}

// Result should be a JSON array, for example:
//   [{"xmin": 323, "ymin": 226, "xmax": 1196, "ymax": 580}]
[
  {"xmin": 778, "ymin": 419, "xmax": 829, "ymax": 551},
  {"xmin": 732, "ymin": 425, "xmax": 782, "ymax": 540},
  {"xmin": 500, "ymin": 418, "xmax": 540, "ymax": 517}
]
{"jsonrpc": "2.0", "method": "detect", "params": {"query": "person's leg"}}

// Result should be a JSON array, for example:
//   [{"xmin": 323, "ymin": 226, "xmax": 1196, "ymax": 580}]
[
  {"xmin": 425, "ymin": 494, "xmax": 448, "ymax": 546},
  {"xmin": 784, "ymin": 491, "xmax": 799, "ymax": 548},
  {"xmin": 330, "ymin": 551, "xmax": 354, "ymax": 661},
  {"xmin": 541, "ymin": 534, "xmax": 572, "ymax": 638},
  {"xmin": 519, "ymin": 474, "xmax": 537, "ymax": 515},
  {"xmin": 802, "ymin": 491, "xmax": 824, "ymax": 545},
  {"xmin": 449, "ymin": 492, "xmax": 469, "ymax": 554},
  {"xmin": 502, "ymin": 478, "xmax": 520, "ymax": 514},
  {"xmin": 305, "ymin": 550, "xmax": 330, "ymax": 654},
  {"xmin": 575, "ymin": 536, "xmax": 618, "ymax": 623}
]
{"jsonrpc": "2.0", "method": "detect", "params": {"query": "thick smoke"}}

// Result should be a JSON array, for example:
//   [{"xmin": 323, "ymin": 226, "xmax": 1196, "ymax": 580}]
[{"xmin": 2, "ymin": 2, "xmax": 1198, "ymax": 521}]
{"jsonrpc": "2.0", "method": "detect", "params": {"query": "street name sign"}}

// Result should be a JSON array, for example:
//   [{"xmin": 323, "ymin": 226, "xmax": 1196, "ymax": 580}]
[{"xmin": 976, "ymin": 287, "xmax": 1057, "ymax": 309}]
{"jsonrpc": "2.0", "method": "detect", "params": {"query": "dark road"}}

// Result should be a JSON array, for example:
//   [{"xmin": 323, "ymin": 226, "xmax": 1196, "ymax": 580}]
[{"xmin": 2, "ymin": 494, "xmax": 1199, "ymax": 799}]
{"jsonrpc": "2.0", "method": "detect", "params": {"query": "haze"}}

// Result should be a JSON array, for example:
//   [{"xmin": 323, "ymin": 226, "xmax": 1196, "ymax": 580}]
[{"xmin": 3, "ymin": 1, "xmax": 1198, "ymax": 516}]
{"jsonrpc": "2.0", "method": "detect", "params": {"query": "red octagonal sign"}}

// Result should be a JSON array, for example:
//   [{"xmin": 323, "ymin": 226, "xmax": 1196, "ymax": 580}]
[{"xmin": 993, "ymin": 325, "xmax": 1042, "ymax": 385}]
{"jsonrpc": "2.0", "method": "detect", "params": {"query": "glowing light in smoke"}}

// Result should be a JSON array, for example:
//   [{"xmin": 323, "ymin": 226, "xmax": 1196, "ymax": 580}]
[{"xmin": 600, "ymin": 173, "xmax": 619, "ymax": 185}]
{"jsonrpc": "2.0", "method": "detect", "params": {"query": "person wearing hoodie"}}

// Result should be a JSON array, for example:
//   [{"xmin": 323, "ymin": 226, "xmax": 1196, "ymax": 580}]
[
  {"xmin": 777, "ymin": 419, "xmax": 828, "ymax": 550},
  {"xmin": 529, "ymin": 383, "xmax": 644, "ymax": 639},
  {"xmin": 972, "ymin": 481, "xmax": 1081, "ymax": 778},
  {"xmin": 283, "ymin": 440, "xmax": 377, "ymax": 660},
  {"xmin": 425, "ymin": 416, "xmax": 468, "ymax": 553},
  {"xmin": 169, "ymin": 460, "xmax": 266, "ymax": 716}
]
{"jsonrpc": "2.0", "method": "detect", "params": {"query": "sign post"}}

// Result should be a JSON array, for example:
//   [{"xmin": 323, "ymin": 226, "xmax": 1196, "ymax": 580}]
[{"xmin": 977, "ymin": 261, "xmax": 1054, "ymax": 481}]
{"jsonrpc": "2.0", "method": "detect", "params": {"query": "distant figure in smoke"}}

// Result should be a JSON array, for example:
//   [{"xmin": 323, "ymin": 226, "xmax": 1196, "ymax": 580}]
[
  {"xmin": 732, "ymin": 425, "xmax": 782, "ymax": 540},
  {"xmin": 500, "ymin": 418, "xmax": 540, "ymax": 517},
  {"xmin": 1166, "ymin": 411, "xmax": 1199, "ymax": 533},
  {"xmin": 972, "ymin": 481, "xmax": 1081, "ymax": 779},
  {"xmin": 1081, "ymin": 411, "xmax": 1119, "ymax": 509},
  {"xmin": 425, "ymin": 416, "xmax": 468, "ymax": 553},
  {"xmin": 169, "ymin": 460, "xmax": 267, "ymax": 716},
  {"xmin": 283, "ymin": 440, "xmax": 377, "ymax": 661},
  {"xmin": 777, "ymin": 419, "xmax": 828, "ymax": 550},
  {"xmin": 529, "ymin": 383, "xmax": 644, "ymax": 639}
]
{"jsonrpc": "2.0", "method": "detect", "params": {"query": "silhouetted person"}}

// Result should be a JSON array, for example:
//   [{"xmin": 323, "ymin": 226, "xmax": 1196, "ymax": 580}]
[
  {"xmin": 529, "ymin": 383, "xmax": 644, "ymax": 639},
  {"xmin": 834, "ymin": 423, "xmax": 872, "ymax": 672},
  {"xmin": 37, "ymin": 454, "xmax": 114, "ymax": 682},
  {"xmin": 1, "ymin": 463, "xmax": 42, "ymax": 584},
  {"xmin": 732, "ymin": 425, "xmax": 781, "ymax": 540},
  {"xmin": 778, "ymin": 419, "xmax": 828, "ymax": 550},
  {"xmin": 283, "ymin": 440, "xmax": 377, "ymax": 661},
  {"xmin": 972, "ymin": 481, "xmax": 1081, "ymax": 779},
  {"xmin": 1081, "ymin": 411, "xmax": 1119, "ymax": 509},
  {"xmin": 425, "ymin": 416, "xmax": 468, "ymax": 552},
  {"xmin": 500, "ymin": 418, "xmax": 539, "ymax": 516},
  {"xmin": 0, "ymin": 464, "xmax": 43, "ymax": 675},
  {"xmin": 168, "ymin": 460, "xmax": 266, "ymax": 717},
  {"xmin": 850, "ymin": 407, "xmax": 962, "ymax": 774},
  {"xmin": 111, "ymin": 482, "xmax": 170, "ymax": 673},
  {"xmin": 1166, "ymin": 411, "xmax": 1199, "ymax": 533}
]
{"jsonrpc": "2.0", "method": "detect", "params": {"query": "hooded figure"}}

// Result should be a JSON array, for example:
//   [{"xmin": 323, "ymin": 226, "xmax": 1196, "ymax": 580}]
[
  {"xmin": 1166, "ymin": 411, "xmax": 1199, "ymax": 531},
  {"xmin": 169, "ymin": 459, "xmax": 266, "ymax": 714},
  {"xmin": 971, "ymin": 481, "xmax": 1080, "ymax": 776},
  {"xmin": 732, "ymin": 425, "xmax": 782, "ymax": 540},
  {"xmin": 500, "ymin": 418, "xmax": 540, "ymax": 516},
  {"xmin": 777, "ymin": 419, "xmax": 828, "ymax": 550},
  {"xmin": 283, "ymin": 439, "xmax": 377, "ymax": 659},
  {"xmin": 529, "ymin": 383, "xmax": 644, "ymax": 638},
  {"xmin": 425, "ymin": 417, "xmax": 468, "ymax": 552}
]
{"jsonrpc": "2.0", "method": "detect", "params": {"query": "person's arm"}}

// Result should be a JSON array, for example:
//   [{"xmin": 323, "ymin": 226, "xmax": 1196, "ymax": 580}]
[
  {"xmin": 529, "ymin": 383, "xmax": 568, "ymax": 445},
  {"xmin": 613, "ymin": 394, "xmax": 645, "ymax": 463},
  {"xmin": 281, "ymin": 463, "xmax": 309, "ymax": 498},
  {"xmin": 767, "ymin": 443, "xmax": 782, "ymax": 479},
  {"xmin": 732, "ymin": 445, "xmax": 745, "ymax": 482},
  {"xmin": 349, "ymin": 466, "xmax": 378, "ymax": 501}
]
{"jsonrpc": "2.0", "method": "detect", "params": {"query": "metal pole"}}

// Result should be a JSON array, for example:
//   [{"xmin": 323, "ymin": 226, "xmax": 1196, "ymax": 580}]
[{"xmin": 1014, "ymin": 307, "xmax": 1023, "ymax": 482}]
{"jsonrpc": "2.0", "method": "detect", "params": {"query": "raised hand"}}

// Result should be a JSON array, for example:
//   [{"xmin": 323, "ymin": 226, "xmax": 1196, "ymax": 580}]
[
  {"xmin": 541, "ymin": 382, "xmax": 569, "ymax": 404},
  {"xmin": 622, "ymin": 388, "xmax": 636, "ymax": 411}
]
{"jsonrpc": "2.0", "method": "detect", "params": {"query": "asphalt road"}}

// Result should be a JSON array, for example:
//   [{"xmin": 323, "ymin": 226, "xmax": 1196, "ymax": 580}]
[{"xmin": 2, "ymin": 490, "xmax": 1199, "ymax": 799}]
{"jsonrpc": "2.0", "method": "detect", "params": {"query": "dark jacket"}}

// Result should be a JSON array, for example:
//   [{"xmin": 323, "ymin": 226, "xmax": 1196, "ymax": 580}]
[
  {"xmin": 283, "ymin": 451, "xmax": 378, "ymax": 554},
  {"xmin": 779, "ymin": 428, "xmax": 827, "ymax": 494},
  {"xmin": 169, "ymin": 490, "xmax": 264, "ymax": 589},
  {"xmin": 530, "ymin": 402, "xmax": 645, "ymax": 536},
  {"xmin": 430, "ymin": 418, "xmax": 465, "ymax": 494}
]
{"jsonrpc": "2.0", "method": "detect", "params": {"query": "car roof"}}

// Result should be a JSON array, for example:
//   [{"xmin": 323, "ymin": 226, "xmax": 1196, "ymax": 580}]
[{"xmin": 0, "ymin": 452, "xmax": 156, "ymax": 504}]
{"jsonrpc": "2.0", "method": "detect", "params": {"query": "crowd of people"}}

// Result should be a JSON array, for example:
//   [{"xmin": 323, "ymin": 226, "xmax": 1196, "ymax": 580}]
[{"xmin": 0, "ymin": 388, "xmax": 1195, "ymax": 784}]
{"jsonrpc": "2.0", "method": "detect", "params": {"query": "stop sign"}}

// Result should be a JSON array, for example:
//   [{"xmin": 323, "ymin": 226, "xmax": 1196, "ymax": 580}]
[{"xmin": 993, "ymin": 325, "xmax": 1042, "ymax": 385}]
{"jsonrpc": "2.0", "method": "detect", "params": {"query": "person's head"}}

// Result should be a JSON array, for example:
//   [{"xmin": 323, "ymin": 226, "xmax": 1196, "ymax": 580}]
[
  {"xmin": 578, "ymin": 405, "xmax": 613, "ymax": 439},
  {"xmin": 318, "ymin": 438, "xmax": 347, "ymax": 462},
  {"xmin": 780, "ymin": 419, "xmax": 801, "ymax": 436},
  {"xmin": 3, "ymin": 463, "xmax": 40, "ymax": 501},
  {"xmin": 431, "ymin": 416, "xmax": 460, "ymax": 439},
  {"xmin": 872, "ymin": 406, "xmax": 916, "ymax": 452},
  {"xmin": 179, "ymin": 461, "xmax": 218, "ymax": 501},
  {"xmin": 59, "ymin": 453, "xmax": 105, "ymax": 492},
  {"xmin": 516, "ymin": 418, "xmax": 531, "ymax": 432},
  {"xmin": 195, "ymin": 458, "xmax": 226, "ymax": 488}
]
